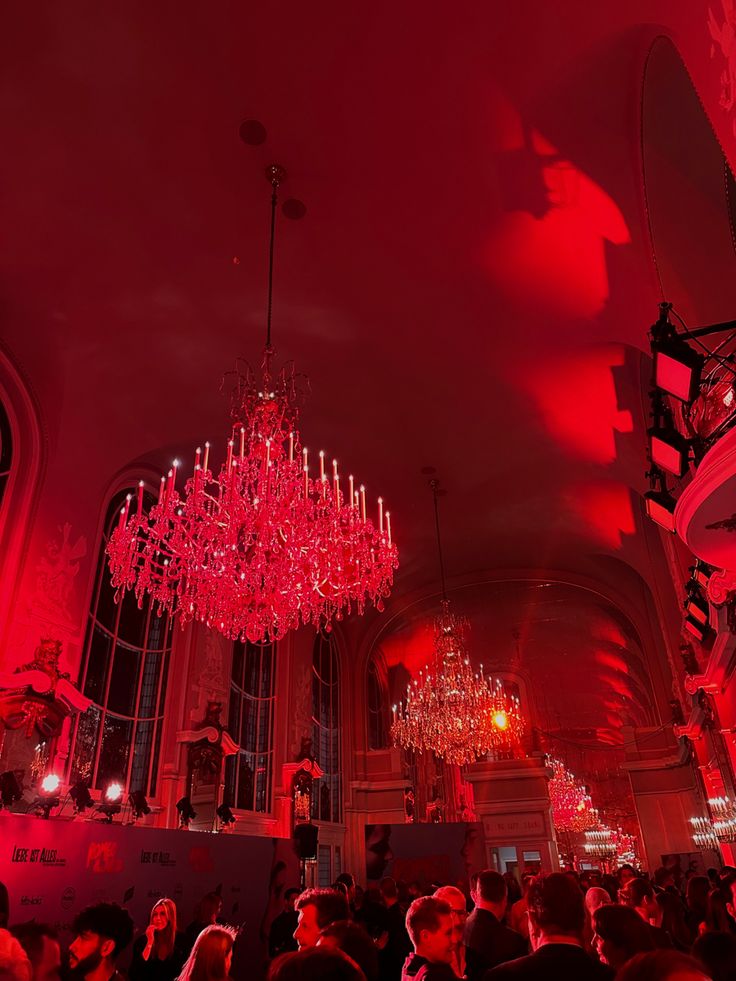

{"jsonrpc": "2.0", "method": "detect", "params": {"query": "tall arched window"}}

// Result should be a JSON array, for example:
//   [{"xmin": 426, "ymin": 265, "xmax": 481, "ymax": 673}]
[
  {"xmin": 367, "ymin": 656, "xmax": 388, "ymax": 750},
  {"xmin": 69, "ymin": 489, "xmax": 172, "ymax": 796},
  {"xmin": 312, "ymin": 631, "xmax": 341, "ymax": 823},
  {"xmin": 0, "ymin": 400, "xmax": 12, "ymax": 511},
  {"xmin": 224, "ymin": 640, "xmax": 276, "ymax": 813}
]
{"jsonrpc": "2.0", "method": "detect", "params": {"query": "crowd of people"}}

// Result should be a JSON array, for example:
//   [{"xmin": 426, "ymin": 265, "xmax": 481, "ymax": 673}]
[{"xmin": 3, "ymin": 864, "xmax": 736, "ymax": 981}]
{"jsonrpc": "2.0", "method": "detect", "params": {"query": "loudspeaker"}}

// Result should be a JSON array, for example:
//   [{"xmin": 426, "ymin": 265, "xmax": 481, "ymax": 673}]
[{"xmin": 293, "ymin": 822, "xmax": 318, "ymax": 860}]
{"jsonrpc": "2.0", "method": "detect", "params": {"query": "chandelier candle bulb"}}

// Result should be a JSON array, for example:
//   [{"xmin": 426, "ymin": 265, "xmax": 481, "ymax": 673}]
[
  {"xmin": 240, "ymin": 427, "xmax": 245, "ymax": 460},
  {"xmin": 227, "ymin": 440, "xmax": 233, "ymax": 471},
  {"xmin": 360, "ymin": 485, "xmax": 366, "ymax": 521},
  {"xmin": 203, "ymin": 442, "xmax": 210, "ymax": 472},
  {"xmin": 386, "ymin": 511, "xmax": 392, "ymax": 545},
  {"xmin": 320, "ymin": 450, "xmax": 325, "ymax": 482},
  {"xmin": 137, "ymin": 481, "xmax": 144, "ymax": 514},
  {"xmin": 378, "ymin": 497, "xmax": 384, "ymax": 533},
  {"xmin": 289, "ymin": 432, "xmax": 294, "ymax": 462},
  {"xmin": 349, "ymin": 475, "xmax": 354, "ymax": 506}
]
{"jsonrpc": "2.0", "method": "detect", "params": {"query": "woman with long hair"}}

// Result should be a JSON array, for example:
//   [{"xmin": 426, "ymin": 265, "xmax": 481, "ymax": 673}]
[
  {"xmin": 130, "ymin": 899, "xmax": 184, "ymax": 981},
  {"xmin": 177, "ymin": 925, "xmax": 237, "ymax": 981}
]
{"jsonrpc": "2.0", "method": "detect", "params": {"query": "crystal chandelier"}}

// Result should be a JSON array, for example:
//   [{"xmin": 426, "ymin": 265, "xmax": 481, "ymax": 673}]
[
  {"xmin": 548, "ymin": 757, "xmax": 598, "ymax": 833},
  {"xmin": 107, "ymin": 164, "xmax": 398, "ymax": 644},
  {"xmin": 390, "ymin": 480, "xmax": 525, "ymax": 766}
]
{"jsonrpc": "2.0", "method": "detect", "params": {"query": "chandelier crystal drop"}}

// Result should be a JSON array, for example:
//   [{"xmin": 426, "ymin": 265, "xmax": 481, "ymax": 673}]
[
  {"xmin": 390, "ymin": 480, "xmax": 525, "ymax": 766},
  {"xmin": 106, "ymin": 163, "xmax": 398, "ymax": 644}
]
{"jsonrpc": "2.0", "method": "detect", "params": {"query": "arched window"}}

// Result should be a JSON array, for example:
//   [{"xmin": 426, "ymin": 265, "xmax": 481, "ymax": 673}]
[
  {"xmin": 0, "ymin": 399, "xmax": 12, "ymax": 511},
  {"xmin": 367, "ymin": 656, "xmax": 388, "ymax": 749},
  {"xmin": 69, "ymin": 488, "xmax": 172, "ymax": 796},
  {"xmin": 312, "ymin": 631, "xmax": 341, "ymax": 823},
  {"xmin": 224, "ymin": 640, "xmax": 276, "ymax": 813}
]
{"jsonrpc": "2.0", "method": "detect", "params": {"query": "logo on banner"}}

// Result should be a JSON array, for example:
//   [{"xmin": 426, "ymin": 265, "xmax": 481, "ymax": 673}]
[
  {"xmin": 61, "ymin": 888, "xmax": 76, "ymax": 910},
  {"xmin": 20, "ymin": 896, "xmax": 43, "ymax": 906},
  {"xmin": 140, "ymin": 850, "xmax": 176, "ymax": 867},
  {"xmin": 11, "ymin": 845, "xmax": 66, "ymax": 867},
  {"xmin": 87, "ymin": 841, "xmax": 124, "ymax": 874}
]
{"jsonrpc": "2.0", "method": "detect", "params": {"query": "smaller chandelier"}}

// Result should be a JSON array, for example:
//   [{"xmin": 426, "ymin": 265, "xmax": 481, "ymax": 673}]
[
  {"xmin": 690, "ymin": 815, "xmax": 719, "ymax": 851},
  {"xmin": 708, "ymin": 796, "xmax": 736, "ymax": 842},
  {"xmin": 548, "ymin": 757, "xmax": 597, "ymax": 833},
  {"xmin": 390, "ymin": 480, "xmax": 525, "ymax": 766}
]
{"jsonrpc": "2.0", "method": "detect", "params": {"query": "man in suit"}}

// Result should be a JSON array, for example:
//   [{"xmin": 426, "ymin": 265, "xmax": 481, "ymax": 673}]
[
  {"xmin": 485, "ymin": 873, "xmax": 613, "ymax": 980},
  {"xmin": 464, "ymin": 870, "xmax": 527, "ymax": 980}
]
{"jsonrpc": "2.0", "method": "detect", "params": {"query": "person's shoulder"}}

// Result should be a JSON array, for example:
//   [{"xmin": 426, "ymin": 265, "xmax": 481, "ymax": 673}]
[{"xmin": 483, "ymin": 951, "xmax": 533, "ymax": 978}]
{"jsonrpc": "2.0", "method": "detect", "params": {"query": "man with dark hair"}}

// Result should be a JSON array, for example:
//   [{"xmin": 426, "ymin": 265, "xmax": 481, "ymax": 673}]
[
  {"xmin": 11, "ymin": 922, "xmax": 60, "ymax": 981},
  {"xmin": 402, "ymin": 896, "xmax": 456, "ymax": 980},
  {"xmin": 269, "ymin": 887, "xmax": 301, "ymax": 958},
  {"xmin": 485, "ymin": 873, "xmax": 612, "ymax": 979},
  {"xmin": 464, "ymin": 870, "xmax": 526, "ymax": 980},
  {"xmin": 294, "ymin": 888, "xmax": 350, "ymax": 950},
  {"xmin": 378, "ymin": 877, "xmax": 411, "ymax": 981},
  {"xmin": 68, "ymin": 903, "xmax": 134, "ymax": 981}
]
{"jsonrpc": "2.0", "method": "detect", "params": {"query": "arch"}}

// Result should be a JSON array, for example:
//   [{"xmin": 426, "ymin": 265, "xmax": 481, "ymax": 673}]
[
  {"xmin": 68, "ymin": 487, "xmax": 173, "ymax": 797},
  {"xmin": 0, "ymin": 343, "xmax": 45, "ymax": 653},
  {"xmin": 311, "ymin": 630, "xmax": 342, "ymax": 823}
]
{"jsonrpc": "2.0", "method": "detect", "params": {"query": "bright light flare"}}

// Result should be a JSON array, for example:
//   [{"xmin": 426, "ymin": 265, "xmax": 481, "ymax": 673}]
[
  {"xmin": 40, "ymin": 774, "xmax": 60, "ymax": 795},
  {"xmin": 105, "ymin": 782, "xmax": 123, "ymax": 803}
]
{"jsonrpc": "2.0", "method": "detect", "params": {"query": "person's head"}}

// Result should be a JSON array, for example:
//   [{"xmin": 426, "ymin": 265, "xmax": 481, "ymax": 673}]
[
  {"xmin": 334, "ymin": 875, "xmax": 356, "ymax": 904},
  {"xmin": 405, "ymin": 897, "xmax": 454, "ymax": 965},
  {"xmin": 0, "ymin": 930, "xmax": 32, "ymax": 981},
  {"xmin": 10, "ymin": 924, "xmax": 60, "ymax": 981},
  {"xmin": 318, "ymin": 921, "xmax": 378, "ymax": 981},
  {"xmin": 592, "ymin": 904, "xmax": 655, "ymax": 970},
  {"xmin": 364, "ymin": 825, "xmax": 392, "ymax": 881},
  {"xmin": 471, "ymin": 870, "xmax": 507, "ymax": 915},
  {"xmin": 284, "ymin": 888, "xmax": 300, "ymax": 912},
  {"xmin": 705, "ymin": 885, "xmax": 733, "ymax": 933},
  {"xmin": 654, "ymin": 867, "xmax": 676, "ymax": 891},
  {"xmin": 616, "ymin": 949, "xmax": 710, "ymax": 981},
  {"xmin": 268, "ymin": 947, "xmax": 366, "ymax": 981},
  {"xmin": 619, "ymin": 864, "xmax": 636, "ymax": 887},
  {"xmin": 724, "ymin": 871, "xmax": 736, "ymax": 923},
  {"xmin": 68, "ymin": 904, "xmax": 134, "ymax": 977},
  {"xmin": 584, "ymin": 887, "xmax": 611, "ymax": 919},
  {"xmin": 197, "ymin": 893, "xmax": 223, "ymax": 926},
  {"xmin": 379, "ymin": 877, "xmax": 398, "ymax": 906},
  {"xmin": 692, "ymin": 929, "xmax": 736, "ymax": 981},
  {"xmin": 179, "ymin": 925, "xmax": 236, "ymax": 981},
  {"xmin": 149, "ymin": 899, "xmax": 177, "ymax": 958},
  {"xmin": 432, "ymin": 887, "xmax": 467, "ymax": 952},
  {"xmin": 526, "ymin": 873, "xmax": 584, "ymax": 949},
  {"xmin": 294, "ymin": 889, "xmax": 350, "ymax": 950},
  {"xmin": 686, "ymin": 876, "xmax": 710, "ymax": 916},
  {"xmin": 621, "ymin": 877, "xmax": 658, "ymax": 920}
]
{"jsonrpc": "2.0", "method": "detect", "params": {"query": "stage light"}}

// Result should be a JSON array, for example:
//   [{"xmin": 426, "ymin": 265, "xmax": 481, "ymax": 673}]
[
  {"xmin": 129, "ymin": 790, "xmax": 150, "ymax": 819},
  {"xmin": 0, "ymin": 770, "xmax": 23, "ymax": 808},
  {"xmin": 34, "ymin": 774, "xmax": 61, "ymax": 819},
  {"xmin": 652, "ymin": 335, "xmax": 703, "ymax": 403},
  {"xmin": 684, "ymin": 615, "xmax": 709, "ymax": 643},
  {"xmin": 69, "ymin": 780, "xmax": 94, "ymax": 813},
  {"xmin": 685, "ymin": 592, "xmax": 709, "ymax": 626},
  {"xmin": 493, "ymin": 711, "xmax": 508, "ymax": 730},
  {"xmin": 105, "ymin": 782, "xmax": 123, "ymax": 803},
  {"xmin": 176, "ymin": 796, "xmax": 196, "ymax": 828},
  {"xmin": 649, "ymin": 427, "xmax": 690, "ymax": 478},
  {"xmin": 40, "ymin": 774, "xmax": 61, "ymax": 794},
  {"xmin": 216, "ymin": 803, "xmax": 235, "ymax": 828},
  {"xmin": 691, "ymin": 560, "xmax": 712, "ymax": 590},
  {"xmin": 645, "ymin": 488, "xmax": 677, "ymax": 532}
]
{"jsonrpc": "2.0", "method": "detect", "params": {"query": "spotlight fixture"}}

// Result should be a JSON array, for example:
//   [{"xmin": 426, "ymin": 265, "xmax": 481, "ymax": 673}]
[
  {"xmin": 34, "ymin": 774, "xmax": 61, "ymax": 819},
  {"xmin": 651, "ymin": 305, "xmax": 703, "ymax": 403},
  {"xmin": 129, "ymin": 790, "xmax": 151, "ymax": 820},
  {"xmin": 649, "ymin": 426, "xmax": 690, "ymax": 478},
  {"xmin": 684, "ymin": 591, "xmax": 709, "ymax": 626},
  {"xmin": 69, "ymin": 780, "xmax": 94, "ymax": 814},
  {"xmin": 176, "ymin": 796, "xmax": 196, "ymax": 828},
  {"xmin": 97, "ymin": 781, "xmax": 123, "ymax": 822},
  {"xmin": 644, "ymin": 486, "xmax": 677, "ymax": 533},
  {"xmin": 690, "ymin": 560, "xmax": 713, "ymax": 590},
  {"xmin": 216, "ymin": 803, "xmax": 236, "ymax": 828},
  {"xmin": 0, "ymin": 770, "xmax": 24, "ymax": 808},
  {"xmin": 684, "ymin": 615, "xmax": 710, "ymax": 644}
]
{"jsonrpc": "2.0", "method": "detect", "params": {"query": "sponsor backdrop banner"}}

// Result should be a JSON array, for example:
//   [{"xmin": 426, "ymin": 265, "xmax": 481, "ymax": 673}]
[{"xmin": 1, "ymin": 814, "xmax": 300, "ymax": 980}]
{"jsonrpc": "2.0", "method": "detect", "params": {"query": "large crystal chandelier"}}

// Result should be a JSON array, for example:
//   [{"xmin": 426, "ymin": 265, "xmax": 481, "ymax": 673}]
[
  {"xmin": 548, "ymin": 757, "xmax": 598, "ymax": 833},
  {"xmin": 390, "ymin": 481, "xmax": 525, "ymax": 766},
  {"xmin": 107, "ymin": 164, "xmax": 398, "ymax": 644}
]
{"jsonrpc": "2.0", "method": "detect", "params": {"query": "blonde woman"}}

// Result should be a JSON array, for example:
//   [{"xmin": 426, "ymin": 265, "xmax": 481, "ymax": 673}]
[{"xmin": 130, "ymin": 899, "xmax": 184, "ymax": 981}]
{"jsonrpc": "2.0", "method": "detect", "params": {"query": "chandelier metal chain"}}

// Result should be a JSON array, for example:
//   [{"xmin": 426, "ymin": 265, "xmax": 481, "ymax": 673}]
[
  {"xmin": 390, "ymin": 480, "xmax": 524, "ymax": 766},
  {"xmin": 107, "ymin": 162, "xmax": 398, "ymax": 644}
]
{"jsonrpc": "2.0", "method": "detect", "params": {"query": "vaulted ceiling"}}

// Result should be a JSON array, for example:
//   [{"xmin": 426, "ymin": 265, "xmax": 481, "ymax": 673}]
[{"xmin": 2, "ymin": 4, "xmax": 734, "ymax": 761}]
